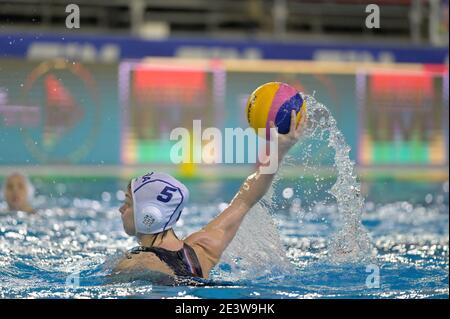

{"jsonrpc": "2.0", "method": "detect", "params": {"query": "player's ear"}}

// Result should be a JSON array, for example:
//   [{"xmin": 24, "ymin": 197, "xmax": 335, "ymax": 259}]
[{"xmin": 134, "ymin": 206, "xmax": 163, "ymax": 234}]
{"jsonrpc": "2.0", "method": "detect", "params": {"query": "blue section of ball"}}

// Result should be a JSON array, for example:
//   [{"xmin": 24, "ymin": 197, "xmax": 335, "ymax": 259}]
[{"xmin": 275, "ymin": 93, "xmax": 304, "ymax": 134}]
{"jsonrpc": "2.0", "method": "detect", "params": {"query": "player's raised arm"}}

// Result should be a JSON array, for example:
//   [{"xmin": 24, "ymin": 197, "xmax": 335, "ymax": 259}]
[{"xmin": 185, "ymin": 110, "xmax": 306, "ymax": 273}]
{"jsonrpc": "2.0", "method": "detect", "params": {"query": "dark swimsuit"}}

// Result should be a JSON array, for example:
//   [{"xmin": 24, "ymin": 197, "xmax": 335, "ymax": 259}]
[{"xmin": 129, "ymin": 243, "xmax": 203, "ymax": 278}]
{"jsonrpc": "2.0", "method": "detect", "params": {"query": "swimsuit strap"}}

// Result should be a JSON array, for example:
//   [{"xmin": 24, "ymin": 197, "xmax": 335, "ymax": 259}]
[
  {"xmin": 130, "ymin": 243, "xmax": 203, "ymax": 278},
  {"xmin": 181, "ymin": 243, "xmax": 203, "ymax": 278}
]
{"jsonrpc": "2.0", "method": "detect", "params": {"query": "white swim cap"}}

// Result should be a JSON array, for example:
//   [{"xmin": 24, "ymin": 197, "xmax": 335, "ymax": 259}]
[{"xmin": 131, "ymin": 172, "xmax": 189, "ymax": 235}]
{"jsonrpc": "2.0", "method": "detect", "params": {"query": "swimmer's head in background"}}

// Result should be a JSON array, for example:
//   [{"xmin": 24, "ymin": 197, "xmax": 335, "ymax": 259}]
[
  {"xmin": 126, "ymin": 172, "xmax": 189, "ymax": 235},
  {"xmin": 2, "ymin": 172, "xmax": 35, "ymax": 211}
]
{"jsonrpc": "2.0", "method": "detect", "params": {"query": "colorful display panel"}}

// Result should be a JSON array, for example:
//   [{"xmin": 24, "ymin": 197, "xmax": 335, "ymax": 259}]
[
  {"xmin": 358, "ymin": 68, "xmax": 448, "ymax": 166},
  {"xmin": 119, "ymin": 60, "xmax": 225, "ymax": 164},
  {"xmin": 0, "ymin": 57, "xmax": 447, "ymax": 172}
]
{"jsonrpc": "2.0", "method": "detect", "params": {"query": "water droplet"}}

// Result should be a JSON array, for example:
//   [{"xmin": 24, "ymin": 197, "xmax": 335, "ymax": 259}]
[
  {"xmin": 101, "ymin": 192, "xmax": 111, "ymax": 202},
  {"xmin": 282, "ymin": 187, "xmax": 294, "ymax": 199},
  {"xmin": 116, "ymin": 190, "xmax": 125, "ymax": 201}
]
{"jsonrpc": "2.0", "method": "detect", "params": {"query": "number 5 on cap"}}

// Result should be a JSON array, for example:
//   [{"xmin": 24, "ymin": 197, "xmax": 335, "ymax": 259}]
[{"xmin": 157, "ymin": 186, "xmax": 178, "ymax": 203}]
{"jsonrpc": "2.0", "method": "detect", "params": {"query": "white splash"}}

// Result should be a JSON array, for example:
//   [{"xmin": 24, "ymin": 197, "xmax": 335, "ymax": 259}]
[{"xmin": 300, "ymin": 94, "xmax": 375, "ymax": 263}]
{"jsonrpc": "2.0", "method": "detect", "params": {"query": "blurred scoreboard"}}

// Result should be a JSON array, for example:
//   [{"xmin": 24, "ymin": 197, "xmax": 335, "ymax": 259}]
[
  {"xmin": 119, "ymin": 59, "xmax": 224, "ymax": 164},
  {"xmin": 357, "ymin": 67, "xmax": 448, "ymax": 166},
  {"xmin": 0, "ymin": 57, "xmax": 448, "ymax": 172},
  {"xmin": 120, "ymin": 59, "xmax": 448, "ymax": 169}
]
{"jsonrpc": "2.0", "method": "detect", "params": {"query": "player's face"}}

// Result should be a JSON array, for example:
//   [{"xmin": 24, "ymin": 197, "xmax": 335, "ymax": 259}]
[
  {"xmin": 119, "ymin": 189, "xmax": 136, "ymax": 235},
  {"xmin": 4, "ymin": 174, "xmax": 29, "ymax": 211}
]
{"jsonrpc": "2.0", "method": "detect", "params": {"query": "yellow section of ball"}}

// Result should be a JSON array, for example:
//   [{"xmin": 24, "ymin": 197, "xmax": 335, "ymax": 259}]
[
  {"xmin": 297, "ymin": 100, "xmax": 306, "ymax": 126},
  {"xmin": 245, "ymin": 82, "xmax": 280, "ymax": 132}
]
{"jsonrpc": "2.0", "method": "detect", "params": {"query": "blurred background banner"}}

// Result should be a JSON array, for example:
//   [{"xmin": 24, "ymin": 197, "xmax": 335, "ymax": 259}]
[
  {"xmin": 0, "ymin": 33, "xmax": 448, "ymax": 63},
  {"xmin": 1, "ymin": 57, "xmax": 447, "ymax": 178},
  {"xmin": 0, "ymin": 0, "xmax": 448, "ymax": 180},
  {"xmin": 0, "ymin": 33, "xmax": 448, "ymax": 64}
]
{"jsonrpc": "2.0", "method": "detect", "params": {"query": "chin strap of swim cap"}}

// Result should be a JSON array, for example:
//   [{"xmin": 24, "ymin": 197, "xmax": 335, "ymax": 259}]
[{"xmin": 131, "ymin": 172, "xmax": 189, "ymax": 235}]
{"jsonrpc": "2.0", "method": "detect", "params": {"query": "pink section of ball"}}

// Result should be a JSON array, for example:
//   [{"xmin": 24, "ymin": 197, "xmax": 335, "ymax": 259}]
[{"xmin": 265, "ymin": 83, "xmax": 298, "ymax": 139}]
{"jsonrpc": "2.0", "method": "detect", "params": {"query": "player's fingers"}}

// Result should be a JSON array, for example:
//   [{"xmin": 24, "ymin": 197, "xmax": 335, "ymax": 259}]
[
  {"xmin": 290, "ymin": 110, "xmax": 297, "ymax": 134},
  {"xmin": 269, "ymin": 121, "xmax": 278, "ymax": 135},
  {"xmin": 296, "ymin": 109, "xmax": 306, "ymax": 133}
]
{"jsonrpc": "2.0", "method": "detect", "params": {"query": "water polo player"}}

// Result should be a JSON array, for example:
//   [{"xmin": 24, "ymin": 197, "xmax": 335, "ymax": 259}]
[
  {"xmin": 2, "ymin": 172, "xmax": 35, "ymax": 213},
  {"xmin": 115, "ymin": 110, "xmax": 306, "ymax": 279}
]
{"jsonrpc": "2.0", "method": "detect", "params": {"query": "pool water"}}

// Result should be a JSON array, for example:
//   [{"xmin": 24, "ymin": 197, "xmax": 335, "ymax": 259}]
[{"xmin": 0, "ymin": 177, "xmax": 448, "ymax": 299}]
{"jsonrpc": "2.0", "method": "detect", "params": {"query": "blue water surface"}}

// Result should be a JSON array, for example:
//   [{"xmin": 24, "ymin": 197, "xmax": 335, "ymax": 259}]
[{"xmin": 0, "ymin": 178, "xmax": 448, "ymax": 299}]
